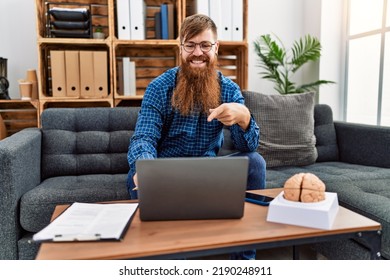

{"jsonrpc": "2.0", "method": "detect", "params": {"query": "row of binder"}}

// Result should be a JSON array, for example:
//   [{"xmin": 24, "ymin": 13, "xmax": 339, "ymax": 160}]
[
  {"xmin": 50, "ymin": 50, "xmax": 108, "ymax": 98},
  {"xmin": 155, "ymin": 3, "xmax": 175, "ymax": 39},
  {"xmin": 117, "ymin": 0, "xmax": 146, "ymax": 40},
  {"xmin": 193, "ymin": 0, "xmax": 243, "ymax": 41}
]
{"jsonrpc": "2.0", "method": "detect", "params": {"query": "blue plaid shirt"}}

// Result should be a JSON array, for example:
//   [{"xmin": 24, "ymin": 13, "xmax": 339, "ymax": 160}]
[{"xmin": 127, "ymin": 67, "xmax": 260, "ymax": 175}]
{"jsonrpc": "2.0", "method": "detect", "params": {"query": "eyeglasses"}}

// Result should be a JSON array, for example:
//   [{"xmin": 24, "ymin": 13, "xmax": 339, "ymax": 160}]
[{"xmin": 181, "ymin": 41, "xmax": 216, "ymax": 53}]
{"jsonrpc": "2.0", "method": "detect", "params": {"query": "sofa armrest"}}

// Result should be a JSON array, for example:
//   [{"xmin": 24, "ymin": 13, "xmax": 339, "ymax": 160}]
[
  {"xmin": 0, "ymin": 128, "xmax": 42, "ymax": 259},
  {"xmin": 334, "ymin": 121, "xmax": 390, "ymax": 168}
]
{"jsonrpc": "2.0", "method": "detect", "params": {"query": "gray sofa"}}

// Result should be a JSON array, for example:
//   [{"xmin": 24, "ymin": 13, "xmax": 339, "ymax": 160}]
[{"xmin": 0, "ymin": 96, "xmax": 389, "ymax": 260}]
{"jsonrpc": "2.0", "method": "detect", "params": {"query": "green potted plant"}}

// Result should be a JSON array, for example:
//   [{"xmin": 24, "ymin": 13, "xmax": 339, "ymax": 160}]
[
  {"xmin": 253, "ymin": 34, "xmax": 334, "ymax": 94},
  {"xmin": 93, "ymin": 26, "xmax": 105, "ymax": 39}
]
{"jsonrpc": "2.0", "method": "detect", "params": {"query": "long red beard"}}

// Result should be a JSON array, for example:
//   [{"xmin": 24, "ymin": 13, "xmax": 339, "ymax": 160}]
[{"xmin": 172, "ymin": 55, "xmax": 220, "ymax": 115}]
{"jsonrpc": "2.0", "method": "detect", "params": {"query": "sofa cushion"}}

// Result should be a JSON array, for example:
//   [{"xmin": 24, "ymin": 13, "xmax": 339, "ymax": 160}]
[
  {"xmin": 20, "ymin": 174, "xmax": 129, "ymax": 233},
  {"xmin": 243, "ymin": 91, "xmax": 317, "ymax": 167},
  {"xmin": 313, "ymin": 104, "xmax": 339, "ymax": 162},
  {"xmin": 41, "ymin": 107, "xmax": 140, "ymax": 179},
  {"xmin": 267, "ymin": 162, "xmax": 390, "ymax": 259}
]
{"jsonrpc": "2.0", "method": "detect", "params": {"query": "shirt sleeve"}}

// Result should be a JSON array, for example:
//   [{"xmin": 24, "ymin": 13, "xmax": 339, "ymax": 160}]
[
  {"xmin": 230, "ymin": 115, "xmax": 260, "ymax": 152},
  {"xmin": 220, "ymin": 75, "xmax": 260, "ymax": 152},
  {"xmin": 127, "ymin": 83, "xmax": 164, "ymax": 175}
]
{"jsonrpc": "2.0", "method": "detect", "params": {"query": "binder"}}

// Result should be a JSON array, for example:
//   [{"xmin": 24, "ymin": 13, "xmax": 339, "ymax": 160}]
[
  {"xmin": 160, "ymin": 4, "xmax": 168, "ymax": 40},
  {"xmin": 220, "ymin": 0, "xmax": 233, "ymax": 41},
  {"xmin": 129, "ymin": 61, "xmax": 137, "ymax": 96},
  {"xmin": 65, "ymin": 50, "xmax": 80, "ymax": 97},
  {"xmin": 232, "ymin": 0, "xmax": 243, "ymax": 41},
  {"xmin": 79, "ymin": 51, "xmax": 95, "ymax": 98},
  {"xmin": 50, "ymin": 50, "xmax": 67, "ymax": 97},
  {"xmin": 93, "ymin": 51, "xmax": 108, "ymax": 98},
  {"xmin": 117, "ymin": 0, "xmax": 131, "ymax": 39},
  {"xmin": 209, "ymin": 1, "xmax": 222, "ymax": 39},
  {"xmin": 154, "ymin": 12, "xmax": 162, "ymax": 39},
  {"xmin": 116, "ymin": 58, "xmax": 124, "ymax": 95},
  {"xmin": 122, "ymin": 57, "xmax": 131, "ymax": 96},
  {"xmin": 130, "ymin": 0, "xmax": 146, "ymax": 40},
  {"xmin": 194, "ymin": 0, "xmax": 209, "ymax": 16},
  {"xmin": 123, "ymin": 57, "xmax": 136, "ymax": 96}
]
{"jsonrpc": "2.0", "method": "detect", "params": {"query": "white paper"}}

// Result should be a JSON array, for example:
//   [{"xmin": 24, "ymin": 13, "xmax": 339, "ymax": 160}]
[{"xmin": 33, "ymin": 202, "xmax": 138, "ymax": 242}]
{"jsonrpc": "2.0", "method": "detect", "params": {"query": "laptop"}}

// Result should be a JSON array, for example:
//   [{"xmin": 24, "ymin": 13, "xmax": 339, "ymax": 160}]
[{"xmin": 136, "ymin": 157, "xmax": 249, "ymax": 221}]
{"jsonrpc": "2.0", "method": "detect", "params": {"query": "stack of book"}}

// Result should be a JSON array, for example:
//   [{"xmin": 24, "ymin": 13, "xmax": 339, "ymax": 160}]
[
  {"xmin": 48, "ymin": 7, "xmax": 91, "ymax": 38},
  {"xmin": 154, "ymin": 3, "xmax": 175, "ymax": 40}
]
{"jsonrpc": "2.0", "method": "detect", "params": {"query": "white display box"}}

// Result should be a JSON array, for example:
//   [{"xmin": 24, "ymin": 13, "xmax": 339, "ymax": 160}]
[{"xmin": 267, "ymin": 191, "xmax": 339, "ymax": 230}]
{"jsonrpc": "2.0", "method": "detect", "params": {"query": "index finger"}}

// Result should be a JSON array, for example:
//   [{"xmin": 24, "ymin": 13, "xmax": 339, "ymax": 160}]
[{"xmin": 207, "ymin": 106, "xmax": 223, "ymax": 122}]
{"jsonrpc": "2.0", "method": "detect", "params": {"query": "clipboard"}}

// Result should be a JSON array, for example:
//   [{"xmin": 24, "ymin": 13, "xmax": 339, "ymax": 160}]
[{"xmin": 33, "ymin": 202, "xmax": 138, "ymax": 242}]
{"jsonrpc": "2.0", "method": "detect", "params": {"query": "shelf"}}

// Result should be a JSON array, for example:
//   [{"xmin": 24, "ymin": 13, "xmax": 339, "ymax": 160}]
[
  {"xmin": 38, "ymin": 43, "xmax": 112, "ymax": 99},
  {"xmin": 0, "ymin": 100, "xmax": 40, "ymax": 136},
  {"xmin": 32, "ymin": 0, "xmax": 248, "ymax": 126},
  {"xmin": 37, "ymin": 37, "xmax": 111, "ymax": 46},
  {"xmin": 114, "ymin": 43, "xmax": 179, "ymax": 97},
  {"xmin": 39, "ymin": 99, "xmax": 113, "ymax": 114}
]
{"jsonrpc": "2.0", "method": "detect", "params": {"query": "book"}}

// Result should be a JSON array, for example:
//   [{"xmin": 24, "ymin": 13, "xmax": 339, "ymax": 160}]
[
  {"xmin": 33, "ymin": 202, "xmax": 138, "ymax": 242},
  {"xmin": 116, "ymin": 58, "xmax": 124, "ymax": 94},
  {"xmin": 167, "ymin": 3, "xmax": 175, "ymax": 39},
  {"xmin": 160, "ymin": 4, "xmax": 168, "ymax": 39},
  {"xmin": 154, "ymin": 11, "xmax": 161, "ymax": 39},
  {"xmin": 129, "ymin": 61, "xmax": 137, "ymax": 96},
  {"xmin": 122, "ymin": 57, "xmax": 131, "ymax": 96}
]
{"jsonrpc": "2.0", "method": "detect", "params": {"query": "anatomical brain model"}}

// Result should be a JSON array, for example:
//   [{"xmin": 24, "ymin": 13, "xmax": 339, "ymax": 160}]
[{"xmin": 283, "ymin": 173, "xmax": 326, "ymax": 203}]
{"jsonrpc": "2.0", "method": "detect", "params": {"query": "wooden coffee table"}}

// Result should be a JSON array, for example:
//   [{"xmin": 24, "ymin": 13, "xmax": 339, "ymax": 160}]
[{"xmin": 35, "ymin": 188, "xmax": 382, "ymax": 260}]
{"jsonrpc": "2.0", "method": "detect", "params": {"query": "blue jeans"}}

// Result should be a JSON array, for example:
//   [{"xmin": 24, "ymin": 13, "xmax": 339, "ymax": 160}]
[
  {"xmin": 228, "ymin": 151, "xmax": 266, "ymax": 260},
  {"xmin": 127, "ymin": 152, "xmax": 266, "ymax": 260}
]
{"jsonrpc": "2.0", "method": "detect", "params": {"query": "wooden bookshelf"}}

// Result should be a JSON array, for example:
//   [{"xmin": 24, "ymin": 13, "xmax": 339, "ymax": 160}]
[
  {"xmin": 0, "ymin": 100, "xmax": 39, "ymax": 136},
  {"xmin": 30, "ymin": 0, "xmax": 248, "ymax": 127}
]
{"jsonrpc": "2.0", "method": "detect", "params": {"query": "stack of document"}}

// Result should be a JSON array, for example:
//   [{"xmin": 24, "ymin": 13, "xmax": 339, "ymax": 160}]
[{"xmin": 33, "ymin": 202, "xmax": 138, "ymax": 242}]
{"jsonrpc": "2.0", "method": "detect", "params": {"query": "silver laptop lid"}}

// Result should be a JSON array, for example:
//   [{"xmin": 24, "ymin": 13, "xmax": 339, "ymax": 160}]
[{"xmin": 136, "ymin": 156, "xmax": 249, "ymax": 221}]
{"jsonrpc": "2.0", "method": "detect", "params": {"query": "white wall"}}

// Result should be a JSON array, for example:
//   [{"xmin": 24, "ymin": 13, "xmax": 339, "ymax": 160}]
[
  {"xmin": 318, "ymin": 0, "xmax": 346, "ymax": 120},
  {"xmin": 1, "ymin": 0, "xmax": 344, "ymax": 119},
  {"xmin": 247, "ymin": 0, "xmax": 305, "ymax": 94},
  {"xmin": 0, "ymin": 0, "xmax": 38, "ymax": 99},
  {"xmin": 247, "ymin": 0, "xmax": 345, "ymax": 120}
]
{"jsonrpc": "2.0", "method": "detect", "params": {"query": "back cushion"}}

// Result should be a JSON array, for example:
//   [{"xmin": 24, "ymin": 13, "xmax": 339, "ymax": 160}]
[
  {"xmin": 313, "ymin": 104, "xmax": 339, "ymax": 162},
  {"xmin": 243, "ymin": 91, "xmax": 317, "ymax": 167},
  {"xmin": 41, "ymin": 107, "xmax": 140, "ymax": 179}
]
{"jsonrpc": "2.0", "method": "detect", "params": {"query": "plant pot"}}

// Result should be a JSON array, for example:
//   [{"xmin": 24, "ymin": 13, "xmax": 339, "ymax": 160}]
[{"xmin": 93, "ymin": 32, "xmax": 105, "ymax": 39}]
